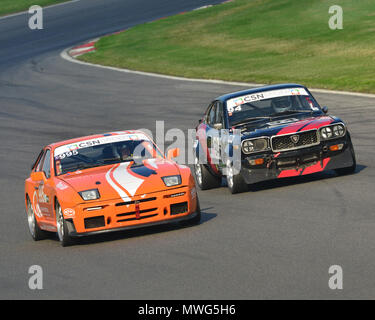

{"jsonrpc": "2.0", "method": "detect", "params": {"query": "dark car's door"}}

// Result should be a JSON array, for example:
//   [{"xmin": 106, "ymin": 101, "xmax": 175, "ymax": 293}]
[{"xmin": 205, "ymin": 101, "xmax": 225, "ymax": 169}]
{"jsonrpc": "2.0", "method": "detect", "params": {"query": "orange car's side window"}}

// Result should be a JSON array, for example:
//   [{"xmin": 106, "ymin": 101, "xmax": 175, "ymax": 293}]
[
  {"xmin": 41, "ymin": 150, "xmax": 51, "ymax": 179},
  {"xmin": 32, "ymin": 149, "xmax": 44, "ymax": 171}
]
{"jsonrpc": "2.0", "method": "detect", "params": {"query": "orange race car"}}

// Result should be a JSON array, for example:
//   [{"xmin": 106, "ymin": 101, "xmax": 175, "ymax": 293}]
[{"xmin": 25, "ymin": 130, "xmax": 200, "ymax": 246}]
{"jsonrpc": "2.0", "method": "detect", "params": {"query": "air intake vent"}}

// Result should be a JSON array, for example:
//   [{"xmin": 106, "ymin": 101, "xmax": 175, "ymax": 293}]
[
  {"xmin": 84, "ymin": 216, "xmax": 105, "ymax": 229},
  {"xmin": 170, "ymin": 202, "xmax": 188, "ymax": 215}
]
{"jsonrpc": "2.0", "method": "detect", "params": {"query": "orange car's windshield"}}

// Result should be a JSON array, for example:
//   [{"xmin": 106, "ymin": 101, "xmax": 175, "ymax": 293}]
[{"xmin": 54, "ymin": 139, "xmax": 163, "ymax": 176}]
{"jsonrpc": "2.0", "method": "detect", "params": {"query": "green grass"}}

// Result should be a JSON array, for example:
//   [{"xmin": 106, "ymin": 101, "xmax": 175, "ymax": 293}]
[
  {"xmin": 0, "ymin": 0, "xmax": 70, "ymax": 16},
  {"xmin": 79, "ymin": 0, "xmax": 375, "ymax": 93}
]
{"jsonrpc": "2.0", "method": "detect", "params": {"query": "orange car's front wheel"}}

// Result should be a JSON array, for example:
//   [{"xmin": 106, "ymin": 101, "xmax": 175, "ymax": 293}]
[{"xmin": 55, "ymin": 200, "xmax": 74, "ymax": 247}]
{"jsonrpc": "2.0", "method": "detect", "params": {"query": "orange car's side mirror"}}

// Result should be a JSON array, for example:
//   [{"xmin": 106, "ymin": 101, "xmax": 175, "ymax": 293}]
[
  {"xmin": 30, "ymin": 171, "xmax": 46, "ymax": 182},
  {"xmin": 167, "ymin": 148, "xmax": 180, "ymax": 160}
]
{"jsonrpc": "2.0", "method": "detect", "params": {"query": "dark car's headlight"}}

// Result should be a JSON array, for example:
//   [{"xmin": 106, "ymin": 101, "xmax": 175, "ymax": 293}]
[
  {"xmin": 162, "ymin": 175, "xmax": 181, "ymax": 187},
  {"xmin": 320, "ymin": 124, "xmax": 346, "ymax": 140},
  {"xmin": 242, "ymin": 138, "xmax": 270, "ymax": 154},
  {"xmin": 79, "ymin": 189, "xmax": 100, "ymax": 201}
]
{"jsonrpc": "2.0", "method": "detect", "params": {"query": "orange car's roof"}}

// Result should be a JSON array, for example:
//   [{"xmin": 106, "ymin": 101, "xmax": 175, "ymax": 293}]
[{"xmin": 48, "ymin": 130, "xmax": 149, "ymax": 150}]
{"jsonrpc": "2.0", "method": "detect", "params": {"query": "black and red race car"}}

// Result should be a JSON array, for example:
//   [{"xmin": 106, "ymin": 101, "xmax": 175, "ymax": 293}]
[{"xmin": 193, "ymin": 84, "xmax": 356, "ymax": 193}]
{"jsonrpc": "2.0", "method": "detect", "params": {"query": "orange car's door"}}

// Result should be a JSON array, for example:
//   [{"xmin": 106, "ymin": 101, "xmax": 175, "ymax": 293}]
[{"xmin": 35, "ymin": 149, "xmax": 55, "ymax": 222}]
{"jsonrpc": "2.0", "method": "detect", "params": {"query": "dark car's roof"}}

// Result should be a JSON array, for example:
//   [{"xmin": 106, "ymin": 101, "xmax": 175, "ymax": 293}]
[{"xmin": 216, "ymin": 83, "xmax": 307, "ymax": 102}]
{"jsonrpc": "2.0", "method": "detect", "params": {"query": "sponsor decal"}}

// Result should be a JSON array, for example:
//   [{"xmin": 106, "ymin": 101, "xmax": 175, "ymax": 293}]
[
  {"xmin": 40, "ymin": 207, "xmax": 49, "ymax": 214},
  {"xmin": 63, "ymin": 208, "xmax": 75, "ymax": 218},
  {"xmin": 32, "ymin": 191, "xmax": 43, "ymax": 218},
  {"xmin": 54, "ymin": 132, "xmax": 150, "ymax": 157},
  {"xmin": 227, "ymin": 87, "xmax": 309, "ymax": 111},
  {"xmin": 37, "ymin": 184, "xmax": 49, "ymax": 204}
]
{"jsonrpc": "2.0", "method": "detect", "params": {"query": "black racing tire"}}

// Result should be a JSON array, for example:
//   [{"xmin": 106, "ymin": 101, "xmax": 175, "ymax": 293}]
[
  {"xmin": 55, "ymin": 200, "xmax": 74, "ymax": 247},
  {"xmin": 194, "ymin": 157, "xmax": 221, "ymax": 190},
  {"xmin": 26, "ymin": 196, "xmax": 49, "ymax": 241},
  {"xmin": 335, "ymin": 138, "xmax": 357, "ymax": 176},
  {"xmin": 226, "ymin": 160, "xmax": 248, "ymax": 194}
]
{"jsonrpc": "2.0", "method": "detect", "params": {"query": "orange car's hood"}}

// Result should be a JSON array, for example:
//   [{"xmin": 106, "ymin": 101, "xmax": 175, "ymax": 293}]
[{"xmin": 60, "ymin": 158, "xmax": 181, "ymax": 201}]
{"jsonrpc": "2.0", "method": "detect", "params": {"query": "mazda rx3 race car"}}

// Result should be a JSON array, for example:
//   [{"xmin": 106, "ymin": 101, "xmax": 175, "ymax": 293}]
[
  {"xmin": 194, "ymin": 84, "xmax": 356, "ymax": 194},
  {"xmin": 25, "ymin": 130, "xmax": 200, "ymax": 246}
]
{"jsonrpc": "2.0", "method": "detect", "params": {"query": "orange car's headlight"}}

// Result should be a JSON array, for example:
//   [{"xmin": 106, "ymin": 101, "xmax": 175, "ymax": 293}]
[
  {"xmin": 79, "ymin": 189, "xmax": 100, "ymax": 201},
  {"xmin": 162, "ymin": 175, "xmax": 181, "ymax": 187}
]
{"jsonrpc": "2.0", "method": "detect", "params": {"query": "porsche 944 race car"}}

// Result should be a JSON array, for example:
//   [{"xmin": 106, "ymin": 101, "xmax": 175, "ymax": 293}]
[
  {"xmin": 25, "ymin": 130, "xmax": 200, "ymax": 246},
  {"xmin": 193, "ymin": 84, "xmax": 357, "ymax": 194}
]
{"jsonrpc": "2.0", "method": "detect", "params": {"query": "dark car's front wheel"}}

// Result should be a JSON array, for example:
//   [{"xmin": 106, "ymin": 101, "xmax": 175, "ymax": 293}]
[
  {"xmin": 335, "ymin": 138, "xmax": 357, "ymax": 175},
  {"xmin": 226, "ymin": 160, "xmax": 248, "ymax": 194},
  {"xmin": 194, "ymin": 157, "xmax": 221, "ymax": 190}
]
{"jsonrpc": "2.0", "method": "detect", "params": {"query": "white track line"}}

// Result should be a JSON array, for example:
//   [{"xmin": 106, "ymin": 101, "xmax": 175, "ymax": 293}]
[
  {"xmin": 61, "ymin": 47, "xmax": 375, "ymax": 99},
  {"xmin": 0, "ymin": 0, "xmax": 80, "ymax": 21}
]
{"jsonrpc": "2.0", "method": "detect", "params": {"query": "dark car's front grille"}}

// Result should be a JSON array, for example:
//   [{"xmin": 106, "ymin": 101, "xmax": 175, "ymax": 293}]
[{"xmin": 271, "ymin": 130, "xmax": 319, "ymax": 152}]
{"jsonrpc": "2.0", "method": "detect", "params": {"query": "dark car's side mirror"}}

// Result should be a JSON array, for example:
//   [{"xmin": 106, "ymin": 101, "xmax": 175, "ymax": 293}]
[{"xmin": 322, "ymin": 106, "xmax": 329, "ymax": 114}]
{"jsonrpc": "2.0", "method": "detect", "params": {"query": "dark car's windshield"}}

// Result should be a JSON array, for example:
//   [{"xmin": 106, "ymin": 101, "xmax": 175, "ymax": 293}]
[
  {"xmin": 54, "ymin": 135, "xmax": 163, "ymax": 176},
  {"xmin": 226, "ymin": 87, "xmax": 321, "ymax": 126}
]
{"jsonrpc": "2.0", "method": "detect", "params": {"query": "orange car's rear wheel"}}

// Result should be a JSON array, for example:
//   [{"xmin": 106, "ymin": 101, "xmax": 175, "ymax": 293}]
[
  {"xmin": 26, "ymin": 197, "xmax": 48, "ymax": 241},
  {"xmin": 55, "ymin": 200, "xmax": 73, "ymax": 247}
]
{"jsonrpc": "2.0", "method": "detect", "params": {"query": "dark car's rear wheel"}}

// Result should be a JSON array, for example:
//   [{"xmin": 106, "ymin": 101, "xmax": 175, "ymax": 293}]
[
  {"xmin": 226, "ymin": 160, "xmax": 248, "ymax": 194},
  {"xmin": 55, "ymin": 200, "xmax": 74, "ymax": 247},
  {"xmin": 26, "ymin": 197, "xmax": 48, "ymax": 241},
  {"xmin": 194, "ymin": 157, "xmax": 221, "ymax": 190},
  {"xmin": 335, "ymin": 137, "xmax": 357, "ymax": 176}
]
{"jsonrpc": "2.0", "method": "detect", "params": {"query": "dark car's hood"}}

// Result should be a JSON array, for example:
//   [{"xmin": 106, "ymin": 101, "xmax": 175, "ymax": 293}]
[
  {"xmin": 240, "ymin": 115, "xmax": 338, "ymax": 140},
  {"xmin": 59, "ymin": 158, "xmax": 181, "ymax": 201}
]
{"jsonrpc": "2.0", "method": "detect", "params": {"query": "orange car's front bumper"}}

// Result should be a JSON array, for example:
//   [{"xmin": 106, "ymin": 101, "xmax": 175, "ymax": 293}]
[{"xmin": 64, "ymin": 186, "xmax": 198, "ymax": 236}]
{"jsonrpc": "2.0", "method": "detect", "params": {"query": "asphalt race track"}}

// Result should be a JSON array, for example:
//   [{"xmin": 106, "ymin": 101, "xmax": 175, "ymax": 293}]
[{"xmin": 1, "ymin": 0, "xmax": 375, "ymax": 299}]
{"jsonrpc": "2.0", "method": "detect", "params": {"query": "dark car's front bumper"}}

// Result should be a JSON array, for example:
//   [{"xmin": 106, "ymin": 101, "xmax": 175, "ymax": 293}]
[{"xmin": 240, "ymin": 136, "xmax": 354, "ymax": 184}]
